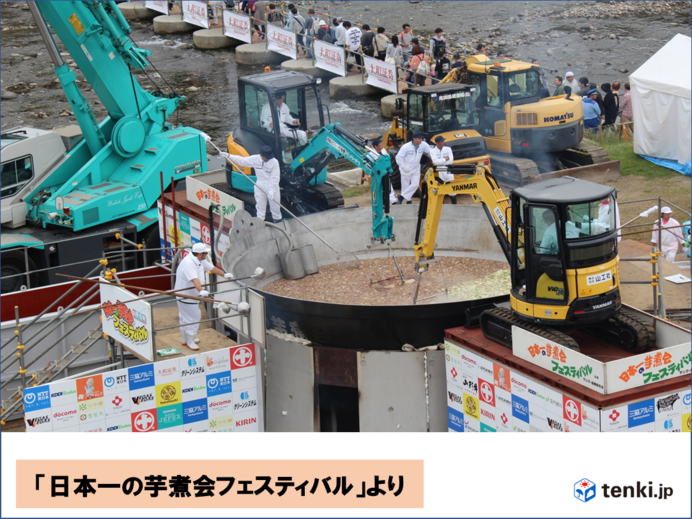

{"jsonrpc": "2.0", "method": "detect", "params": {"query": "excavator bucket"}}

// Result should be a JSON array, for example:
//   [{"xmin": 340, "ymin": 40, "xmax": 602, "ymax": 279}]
[{"xmin": 526, "ymin": 160, "xmax": 621, "ymax": 185}]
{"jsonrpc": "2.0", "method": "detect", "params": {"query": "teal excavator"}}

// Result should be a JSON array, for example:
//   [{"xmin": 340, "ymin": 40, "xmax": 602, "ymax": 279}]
[{"xmin": 1, "ymin": 1, "xmax": 206, "ymax": 292}]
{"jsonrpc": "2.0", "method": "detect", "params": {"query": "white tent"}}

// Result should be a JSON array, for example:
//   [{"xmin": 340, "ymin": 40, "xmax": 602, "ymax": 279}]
[{"xmin": 630, "ymin": 33, "xmax": 691, "ymax": 165}]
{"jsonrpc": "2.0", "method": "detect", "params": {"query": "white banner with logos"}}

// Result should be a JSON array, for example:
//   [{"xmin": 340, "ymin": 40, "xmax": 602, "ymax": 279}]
[
  {"xmin": 223, "ymin": 10, "xmax": 251, "ymax": 43},
  {"xmin": 314, "ymin": 39, "xmax": 346, "ymax": 76},
  {"xmin": 363, "ymin": 56, "xmax": 398, "ymax": 94},
  {"xmin": 99, "ymin": 283, "xmax": 155, "ymax": 362},
  {"xmin": 22, "ymin": 343, "xmax": 262, "ymax": 432},
  {"xmin": 144, "ymin": 0, "xmax": 168, "ymax": 15},
  {"xmin": 512, "ymin": 326, "xmax": 606, "ymax": 395},
  {"xmin": 182, "ymin": 0, "xmax": 209, "ymax": 29},
  {"xmin": 266, "ymin": 24, "xmax": 297, "ymax": 60},
  {"xmin": 605, "ymin": 342, "xmax": 691, "ymax": 393},
  {"xmin": 600, "ymin": 388, "xmax": 691, "ymax": 432}
]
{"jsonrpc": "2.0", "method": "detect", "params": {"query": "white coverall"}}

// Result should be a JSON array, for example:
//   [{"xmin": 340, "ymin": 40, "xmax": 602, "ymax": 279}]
[
  {"xmin": 175, "ymin": 253, "xmax": 214, "ymax": 345},
  {"xmin": 228, "ymin": 153, "xmax": 282, "ymax": 222},
  {"xmin": 430, "ymin": 145, "xmax": 454, "ymax": 181},
  {"xmin": 652, "ymin": 217, "xmax": 684, "ymax": 262},
  {"xmin": 395, "ymin": 140, "xmax": 432, "ymax": 202},
  {"xmin": 261, "ymin": 101, "xmax": 308, "ymax": 145}
]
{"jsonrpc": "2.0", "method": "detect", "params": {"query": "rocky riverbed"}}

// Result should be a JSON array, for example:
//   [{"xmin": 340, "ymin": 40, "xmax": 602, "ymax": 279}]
[{"xmin": 1, "ymin": 1, "xmax": 690, "ymax": 143}]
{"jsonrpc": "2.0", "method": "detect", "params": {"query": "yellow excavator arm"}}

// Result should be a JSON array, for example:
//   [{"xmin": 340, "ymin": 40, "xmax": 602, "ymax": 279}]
[{"xmin": 414, "ymin": 165, "xmax": 514, "ymax": 272}]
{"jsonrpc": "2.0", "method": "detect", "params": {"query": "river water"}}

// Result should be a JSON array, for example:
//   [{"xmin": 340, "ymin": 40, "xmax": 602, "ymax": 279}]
[{"xmin": 1, "ymin": 1, "xmax": 690, "ymax": 144}]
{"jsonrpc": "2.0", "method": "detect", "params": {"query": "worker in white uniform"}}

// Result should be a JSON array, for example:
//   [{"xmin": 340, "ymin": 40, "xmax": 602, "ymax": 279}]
[
  {"xmin": 430, "ymin": 135, "xmax": 454, "ymax": 182},
  {"xmin": 175, "ymin": 243, "xmax": 233, "ymax": 350},
  {"xmin": 652, "ymin": 206, "xmax": 685, "ymax": 262},
  {"xmin": 368, "ymin": 137, "xmax": 398, "ymax": 206},
  {"xmin": 260, "ymin": 92, "xmax": 308, "ymax": 146},
  {"xmin": 395, "ymin": 132, "xmax": 432, "ymax": 204},
  {"xmin": 539, "ymin": 209, "xmax": 559, "ymax": 254},
  {"xmin": 222, "ymin": 146, "xmax": 282, "ymax": 223}
]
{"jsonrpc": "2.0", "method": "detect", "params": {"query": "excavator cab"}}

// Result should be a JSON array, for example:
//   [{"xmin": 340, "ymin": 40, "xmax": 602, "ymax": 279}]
[
  {"xmin": 509, "ymin": 177, "xmax": 620, "ymax": 326},
  {"xmin": 228, "ymin": 70, "xmax": 327, "ymax": 193}
]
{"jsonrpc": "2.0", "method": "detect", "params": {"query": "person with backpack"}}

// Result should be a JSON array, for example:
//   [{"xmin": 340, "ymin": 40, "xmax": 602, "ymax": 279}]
[
  {"xmin": 303, "ymin": 8, "xmax": 317, "ymax": 58},
  {"xmin": 372, "ymin": 26, "xmax": 389, "ymax": 61},
  {"xmin": 409, "ymin": 44, "xmax": 429, "ymax": 86},
  {"xmin": 385, "ymin": 34, "xmax": 403, "ymax": 67},
  {"xmin": 429, "ymin": 28, "xmax": 447, "ymax": 60},
  {"xmin": 360, "ymin": 24, "xmax": 375, "ymax": 57},
  {"xmin": 267, "ymin": 4, "xmax": 283, "ymax": 26},
  {"xmin": 287, "ymin": 7, "xmax": 306, "ymax": 52},
  {"xmin": 316, "ymin": 20, "xmax": 333, "ymax": 44}
]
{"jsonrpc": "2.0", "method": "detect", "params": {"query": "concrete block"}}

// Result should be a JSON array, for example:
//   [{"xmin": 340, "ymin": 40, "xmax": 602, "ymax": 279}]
[
  {"xmin": 381, "ymin": 94, "xmax": 407, "ymax": 119},
  {"xmin": 280, "ymin": 59, "xmax": 337, "ymax": 79},
  {"xmin": 119, "ymin": 1, "xmax": 157, "ymax": 20},
  {"xmin": 329, "ymin": 75, "xmax": 380, "ymax": 100},
  {"xmin": 235, "ymin": 43, "xmax": 291, "ymax": 65},
  {"xmin": 193, "ymin": 28, "xmax": 237, "ymax": 49},
  {"xmin": 153, "ymin": 14, "xmax": 196, "ymax": 34}
]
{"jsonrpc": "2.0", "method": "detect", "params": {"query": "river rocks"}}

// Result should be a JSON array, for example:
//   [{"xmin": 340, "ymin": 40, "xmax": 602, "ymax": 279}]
[
  {"xmin": 1, "ymin": 91, "xmax": 18, "ymax": 100},
  {"xmin": 619, "ymin": 68, "xmax": 628, "ymax": 73}
]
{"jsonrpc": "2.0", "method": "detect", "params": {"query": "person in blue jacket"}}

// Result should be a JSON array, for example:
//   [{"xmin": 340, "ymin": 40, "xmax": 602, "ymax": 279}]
[{"xmin": 582, "ymin": 89, "xmax": 602, "ymax": 134}]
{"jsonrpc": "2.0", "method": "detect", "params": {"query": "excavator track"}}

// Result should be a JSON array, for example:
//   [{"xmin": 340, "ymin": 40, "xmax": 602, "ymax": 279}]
[
  {"xmin": 480, "ymin": 307, "xmax": 581, "ymax": 351},
  {"xmin": 487, "ymin": 152, "xmax": 541, "ymax": 190},
  {"xmin": 584, "ymin": 309, "xmax": 657, "ymax": 354},
  {"xmin": 557, "ymin": 142, "xmax": 611, "ymax": 168}
]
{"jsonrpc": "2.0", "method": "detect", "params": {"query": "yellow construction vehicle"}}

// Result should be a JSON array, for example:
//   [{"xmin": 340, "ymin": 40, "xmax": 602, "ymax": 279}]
[
  {"xmin": 384, "ymin": 57, "xmax": 618, "ymax": 189},
  {"xmin": 413, "ymin": 163, "xmax": 654, "ymax": 353}
]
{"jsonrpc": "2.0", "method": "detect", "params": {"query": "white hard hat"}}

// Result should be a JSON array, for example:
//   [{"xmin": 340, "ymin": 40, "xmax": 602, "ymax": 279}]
[
  {"xmin": 661, "ymin": 206, "xmax": 673, "ymax": 214},
  {"xmin": 192, "ymin": 243, "xmax": 211, "ymax": 254}
]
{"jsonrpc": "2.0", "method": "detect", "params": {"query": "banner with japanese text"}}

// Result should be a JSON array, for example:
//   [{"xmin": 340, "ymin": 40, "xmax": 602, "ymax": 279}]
[
  {"xmin": 144, "ymin": 0, "xmax": 168, "ymax": 15},
  {"xmin": 22, "ymin": 343, "xmax": 261, "ymax": 432},
  {"xmin": 605, "ymin": 342, "xmax": 691, "ymax": 393},
  {"xmin": 182, "ymin": 1, "xmax": 209, "ymax": 29},
  {"xmin": 223, "ymin": 10, "xmax": 251, "ymax": 43},
  {"xmin": 314, "ymin": 40, "xmax": 346, "ymax": 76},
  {"xmin": 100, "ymin": 283, "xmax": 155, "ymax": 362},
  {"xmin": 512, "ymin": 327, "xmax": 606, "ymax": 394},
  {"xmin": 363, "ymin": 56, "xmax": 398, "ymax": 94},
  {"xmin": 266, "ymin": 24, "xmax": 297, "ymax": 60}
]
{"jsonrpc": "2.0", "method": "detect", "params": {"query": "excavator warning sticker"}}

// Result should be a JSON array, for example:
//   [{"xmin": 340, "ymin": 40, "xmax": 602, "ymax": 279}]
[
  {"xmin": 586, "ymin": 271, "xmax": 612, "ymax": 286},
  {"xmin": 68, "ymin": 13, "xmax": 85, "ymax": 36}
]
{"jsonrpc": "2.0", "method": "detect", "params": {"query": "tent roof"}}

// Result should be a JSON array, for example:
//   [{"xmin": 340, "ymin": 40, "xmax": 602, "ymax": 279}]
[{"xmin": 630, "ymin": 34, "xmax": 691, "ymax": 99}]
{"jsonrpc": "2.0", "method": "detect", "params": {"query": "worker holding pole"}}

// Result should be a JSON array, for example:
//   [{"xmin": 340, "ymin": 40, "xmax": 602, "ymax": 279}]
[{"xmin": 175, "ymin": 243, "xmax": 233, "ymax": 350}]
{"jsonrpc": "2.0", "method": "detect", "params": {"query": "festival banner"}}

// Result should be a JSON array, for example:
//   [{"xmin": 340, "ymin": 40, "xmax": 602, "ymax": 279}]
[
  {"xmin": 363, "ymin": 55, "xmax": 398, "ymax": 94},
  {"xmin": 100, "ymin": 284, "xmax": 155, "ymax": 362},
  {"xmin": 223, "ymin": 10, "xmax": 251, "ymax": 43},
  {"xmin": 181, "ymin": 1, "xmax": 209, "ymax": 29},
  {"xmin": 605, "ymin": 342, "xmax": 691, "ymax": 393},
  {"xmin": 144, "ymin": 0, "xmax": 168, "ymax": 15},
  {"xmin": 266, "ymin": 24, "xmax": 297, "ymax": 60},
  {"xmin": 314, "ymin": 39, "xmax": 346, "ymax": 77}
]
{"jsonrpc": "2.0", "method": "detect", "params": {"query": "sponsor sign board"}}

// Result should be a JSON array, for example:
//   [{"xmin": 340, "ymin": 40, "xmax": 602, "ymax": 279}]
[
  {"xmin": 24, "ymin": 344, "xmax": 260, "ymax": 433},
  {"xmin": 314, "ymin": 40, "xmax": 346, "ymax": 76},
  {"xmin": 100, "ymin": 283, "xmax": 155, "ymax": 362},
  {"xmin": 144, "ymin": 0, "xmax": 168, "ymax": 14},
  {"xmin": 223, "ymin": 10, "xmax": 251, "ymax": 43},
  {"xmin": 266, "ymin": 24, "xmax": 297, "ymax": 59},
  {"xmin": 363, "ymin": 56, "xmax": 398, "ymax": 94},
  {"xmin": 605, "ymin": 343, "xmax": 691, "ymax": 393},
  {"xmin": 181, "ymin": 1, "xmax": 209, "ymax": 29}
]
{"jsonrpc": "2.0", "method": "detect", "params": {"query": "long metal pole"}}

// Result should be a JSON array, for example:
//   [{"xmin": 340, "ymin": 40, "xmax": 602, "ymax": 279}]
[{"xmin": 15, "ymin": 307, "xmax": 27, "ymax": 389}]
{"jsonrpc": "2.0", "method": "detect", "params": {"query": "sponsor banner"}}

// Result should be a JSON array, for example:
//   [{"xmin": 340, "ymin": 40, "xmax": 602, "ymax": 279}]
[
  {"xmin": 100, "ymin": 283, "xmax": 154, "ymax": 362},
  {"xmin": 266, "ymin": 24, "xmax": 297, "ymax": 59},
  {"xmin": 480, "ymin": 422, "xmax": 496, "ymax": 432},
  {"xmin": 223, "ymin": 10, "xmax": 251, "ymax": 43},
  {"xmin": 627, "ymin": 398, "xmax": 655, "ymax": 428},
  {"xmin": 683, "ymin": 412, "xmax": 691, "ymax": 432},
  {"xmin": 529, "ymin": 405, "xmax": 547, "ymax": 432},
  {"xmin": 144, "ymin": 0, "xmax": 168, "ymax": 15},
  {"xmin": 683, "ymin": 390, "xmax": 691, "ymax": 414},
  {"xmin": 448, "ymin": 407, "xmax": 464, "ymax": 432},
  {"xmin": 80, "ymin": 420, "xmax": 106, "ymax": 433},
  {"xmin": 463, "ymin": 392, "xmax": 480, "ymax": 422},
  {"xmin": 181, "ymin": 1, "xmax": 209, "ymax": 29},
  {"xmin": 509, "ymin": 371, "xmax": 529, "ymax": 399},
  {"xmin": 545, "ymin": 412, "xmax": 565, "ymax": 433},
  {"xmin": 495, "ymin": 407, "xmax": 512, "ymax": 433},
  {"xmin": 24, "ymin": 344, "xmax": 260, "ymax": 433},
  {"xmin": 447, "ymin": 388, "xmax": 464, "ymax": 414},
  {"xmin": 606, "ymin": 343, "xmax": 691, "ymax": 393},
  {"xmin": 48, "ymin": 379, "xmax": 78, "ymax": 407},
  {"xmin": 363, "ymin": 56, "xmax": 398, "ymax": 94},
  {"xmin": 459, "ymin": 349, "xmax": 479, "ymax": 377},
  {"xmin": 313, "ymin": 39, "xmax": 346, "ymax": 76},
  {"xmin": 234, "ymin": 411, "xmax": 260, "ymax": 432},
  {"xmin": 493, "ymin": 363, "xmax": 511, "ymax": 393},
  {"xmin": 464, "ymin": 415, "xmax": 480, "ymax": 433},
  {"xmin": 600, "ymin": 404, "xmax": 628, "ymax": 432},
  {"xmin": 581, "ymin": 402, "xmax": 600, "ymax": 432},
  {"xmin": 563, "ymin": 396, "xmax": 582, "ymax": 426},
  {"xmin": 51, "ymin": 403, "xmax": 80, "ymax": 430},
  {"xmin": 513, "ymin": 418, "xmax": 530, "ymax": 432},
  {"xmin": 103, "ymin": 369, "xmax": 128, "ymax": 395},
  {"xmin": 656, "ymin": 415, "xmax": 682, "ymax": 432},
  {"xmin": 512, "ymin": 394, "xmax": 530, "ymax": 424},
  {"xmin": 512, "ymin": 327, "xmax": 606, "ymax": 394},
  {"xmin": 479, "ymin": 402, "xmax": 496, "ymax": 429},
  {"xmin": 460, "ymin": 372, "xmax": 478, "ymax": 398},
  {"xmin": 104, "ymin": 392, "xmax": 130, "ymax": 417},
  {"xmin": 478, "ymin": 378, "xmax": 495, "ymax": 407},
  {"xmin": 186, "ymin": 174, "xmax": 243, "ymax": 225}
]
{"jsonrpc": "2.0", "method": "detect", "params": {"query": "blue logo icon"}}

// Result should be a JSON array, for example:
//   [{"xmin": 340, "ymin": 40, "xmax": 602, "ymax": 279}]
[
  {"xmin": 207, "ymin": 378, "xmax": 218, "ymax": 389},
  {"xmin": 448, "ymin": 407, "xmax": 464, "ymax": 432},
  {"xmin": 104, "ymin": 377, "xmax": 115, "ymax": 387},
  {"xmin": 188, "ymin": 358, "xmax": 197, "ymax": 367},
  {"xmin": 205, "ymin": 371, "xmax": 232, "ymax": 397},
  {"xmin": 683, "ymin": 393, "xmax": 691, "ymax": 406},
  {"xmin": 240, "ymin": 391, "xmax": 249, "ymax": 400},
  {"xmin": 664, "ymin": 419, "xmax": 674, "ymax": 430},
  {"xmin": 23, "ymin": 386, "xmax": 51, "ymax": 413},
  {"xmin": 628, "ymin": 398, "xmax": 655, "ymax": 428},
  {"xmin": 511, "ymin": 394, "xmax": 530, "ymax": 424},
  {"xmin": 574, "ymin": 479, "xmax": 596, "ymax": 502}
]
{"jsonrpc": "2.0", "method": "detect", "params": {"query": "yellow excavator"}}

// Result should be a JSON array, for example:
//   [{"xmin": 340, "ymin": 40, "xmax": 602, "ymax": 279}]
[
  {"xmin": 384, "ymin": 57, "xmax": 618, "ymax": 188},
  {"xmin": 413, "ymin": 162, "xmax": 655, "ymax": 353}
]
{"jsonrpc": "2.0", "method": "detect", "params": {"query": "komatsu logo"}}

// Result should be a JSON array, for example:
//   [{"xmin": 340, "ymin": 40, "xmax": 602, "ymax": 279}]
[
  {"xmin": 544, "ymin": 112, "xmax": 574, "ymax": 123},
  {"xmin": 451, "ymin": 182, "xmax": 477, "ymax": 192}
]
